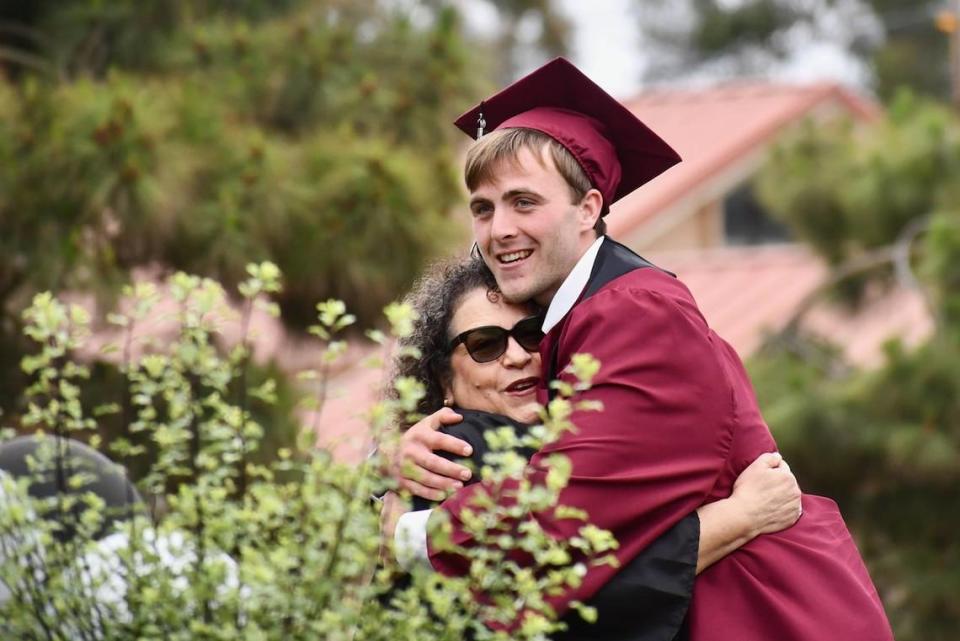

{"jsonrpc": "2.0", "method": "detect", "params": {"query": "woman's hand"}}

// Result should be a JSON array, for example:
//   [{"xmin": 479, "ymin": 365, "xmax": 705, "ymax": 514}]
[
  {"xmin": 388, "ymin": 408, "xmax": 473, "ymax": 501},
  {"xmin": 695, "ymin": 451, "xmax": 801, "ymax": 574},
  {"xmin": 730, "ymin": 452, "xmax": 802, "ymax": 537},
  {"xmin": 379, "ymin": 491, "xmax": 407, "ymax": 566}
]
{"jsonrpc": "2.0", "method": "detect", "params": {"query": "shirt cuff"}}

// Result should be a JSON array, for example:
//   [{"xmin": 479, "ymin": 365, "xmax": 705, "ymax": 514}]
[{"xmin": 394, "ymin": 508, "xmax": 433, "ymax": 570}]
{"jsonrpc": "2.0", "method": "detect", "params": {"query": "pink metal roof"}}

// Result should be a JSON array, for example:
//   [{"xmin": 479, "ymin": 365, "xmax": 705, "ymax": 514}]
[
  {"xmin": 607, "ymin": 82, "xmax": 880, "ymax": 238},
  {"xmin": 644, "ymin": 244, "xmax": 932, "ymax": 367}
]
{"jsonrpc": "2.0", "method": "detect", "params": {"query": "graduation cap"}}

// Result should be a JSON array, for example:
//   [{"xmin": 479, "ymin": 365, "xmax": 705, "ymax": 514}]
[{"xmin": 454, "ymin": 57, "xmax": 680, "ymax": 213}]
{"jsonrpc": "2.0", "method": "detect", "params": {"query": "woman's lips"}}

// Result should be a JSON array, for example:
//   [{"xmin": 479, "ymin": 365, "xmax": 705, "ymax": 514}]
[{"xmin": 505, "ymin": 377, "xmax": 540, "ymax": 395}]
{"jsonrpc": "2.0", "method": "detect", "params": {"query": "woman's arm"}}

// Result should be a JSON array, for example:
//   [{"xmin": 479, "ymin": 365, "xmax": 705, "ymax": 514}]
[{"xmin": 695, "ymin": 452, "xmax": 801, "ymax": 574}]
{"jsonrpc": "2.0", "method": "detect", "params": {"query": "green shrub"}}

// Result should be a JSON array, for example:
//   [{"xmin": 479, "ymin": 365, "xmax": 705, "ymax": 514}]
[{"xmin": 0, "ymin": 263, "xmax": 613, "ymax": 640}]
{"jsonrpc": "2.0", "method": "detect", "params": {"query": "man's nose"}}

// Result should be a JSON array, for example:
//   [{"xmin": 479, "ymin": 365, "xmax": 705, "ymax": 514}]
[{"xmin": 489, "ymin": 209, "xmax": 518, "ymax": 241}]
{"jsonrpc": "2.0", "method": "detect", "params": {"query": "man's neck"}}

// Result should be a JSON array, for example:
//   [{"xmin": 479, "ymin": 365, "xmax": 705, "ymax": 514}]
[
  {"xmin": 540, "ymin": 236, "xmax": 605, "ymax": 333},
  {"xmin": 535, "ymin": 235, "xmax": 602, "ymax": 307}
]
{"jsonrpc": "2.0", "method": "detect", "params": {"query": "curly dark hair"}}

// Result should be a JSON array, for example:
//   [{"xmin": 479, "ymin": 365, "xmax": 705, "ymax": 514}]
[{"xmin": 389, "ymin": 255, "xmax": 508, "ymax": 421}]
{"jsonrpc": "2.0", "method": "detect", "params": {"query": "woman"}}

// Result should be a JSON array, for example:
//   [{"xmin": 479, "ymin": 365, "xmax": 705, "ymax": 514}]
[{"xmin": 385, "ymin": 256, "xmax": 800, "ymax": 639}]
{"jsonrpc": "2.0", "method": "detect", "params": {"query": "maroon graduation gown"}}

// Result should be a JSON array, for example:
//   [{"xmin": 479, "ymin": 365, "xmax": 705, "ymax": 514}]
[
  {"xmin": 428, "ymin": 238, "xmax": 893, "ymax": 640},
  {"xmin": 415, "ymin": 408, "xmax": 699, "ymax": 641}
]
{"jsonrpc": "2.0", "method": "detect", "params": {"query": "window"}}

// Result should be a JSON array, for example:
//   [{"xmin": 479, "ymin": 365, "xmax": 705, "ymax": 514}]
[{"xmin": 723, "ymin": 182, "xmax": 792, "ymax": 245}]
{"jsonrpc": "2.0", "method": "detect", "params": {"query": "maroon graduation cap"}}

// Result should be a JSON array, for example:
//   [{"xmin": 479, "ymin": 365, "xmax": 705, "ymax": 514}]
[{"xmin": 454, "ymin": 57, "xmax": 681, "ymax": 213}]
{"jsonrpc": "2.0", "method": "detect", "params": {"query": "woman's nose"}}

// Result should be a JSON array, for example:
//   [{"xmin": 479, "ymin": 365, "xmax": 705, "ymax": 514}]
[{"xmin": 501, "ymin": 336, "xmax": 532, "ymax": 367}]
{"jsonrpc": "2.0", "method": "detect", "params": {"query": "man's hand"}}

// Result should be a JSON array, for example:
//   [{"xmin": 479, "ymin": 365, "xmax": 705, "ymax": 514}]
[
  {"xmin": 731, "ymin": 452, "xmax": 802, "ymax": 537},
  {"xmin": 390, "ymin": 408, "xmax": 473, "ymax": 501}
]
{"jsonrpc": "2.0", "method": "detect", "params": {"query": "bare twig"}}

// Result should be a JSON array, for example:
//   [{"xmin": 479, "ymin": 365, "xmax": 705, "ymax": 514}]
[{"xmin": 776, "ymin": 215, "xmax": 941, "ymax": 345}]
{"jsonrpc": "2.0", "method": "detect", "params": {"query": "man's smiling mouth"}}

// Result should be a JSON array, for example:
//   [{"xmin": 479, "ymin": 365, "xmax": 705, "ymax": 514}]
[{"xmin": 498, "ymin": 249, "xmax": 533, "ymax": 264}]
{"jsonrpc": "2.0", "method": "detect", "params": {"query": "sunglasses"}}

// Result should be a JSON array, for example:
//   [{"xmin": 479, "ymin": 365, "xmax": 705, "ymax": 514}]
[{"xmin": 449, "ymin": 315, "xmax": 544, "ymax": 363}]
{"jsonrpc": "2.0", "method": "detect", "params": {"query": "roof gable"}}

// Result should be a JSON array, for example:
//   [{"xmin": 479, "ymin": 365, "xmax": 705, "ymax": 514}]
[{"xmin": 607, "ymin": 82, "xmax": 880, "ymax": 238}]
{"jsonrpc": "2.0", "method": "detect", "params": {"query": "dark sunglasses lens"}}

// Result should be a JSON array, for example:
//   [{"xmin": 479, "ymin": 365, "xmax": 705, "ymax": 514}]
[
  {"xmin": 463, "ymin": 328, "xmax": 508, "ymax": 363},
  {"xmin": 514, "ymin": 317, "xmax": 544, "ymax": 351}
]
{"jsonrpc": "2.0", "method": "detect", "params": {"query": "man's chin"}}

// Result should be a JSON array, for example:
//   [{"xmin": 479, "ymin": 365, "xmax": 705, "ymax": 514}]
[
  {"xmin": 493, "ymin": 268, "xmax": 549, "ymax": 303},
  {"xmin": 499, "ymin": 281, "xmax": 536, "ymax": 304}
]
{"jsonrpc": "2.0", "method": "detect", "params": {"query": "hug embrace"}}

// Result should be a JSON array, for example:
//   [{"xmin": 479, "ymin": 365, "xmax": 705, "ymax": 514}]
[{"xmin": 382, "ymin": 58, "xmax": 895, "ymax": 641}]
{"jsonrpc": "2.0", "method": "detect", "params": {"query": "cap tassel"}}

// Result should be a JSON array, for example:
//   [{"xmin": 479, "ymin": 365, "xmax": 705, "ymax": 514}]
[{"xmin": 476, "ymin": 102, "xmax": 487, "ymax": 138}]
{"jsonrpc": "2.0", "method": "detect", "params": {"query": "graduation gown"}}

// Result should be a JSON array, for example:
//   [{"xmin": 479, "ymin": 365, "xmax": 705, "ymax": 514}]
[
  {"xmin": 414, "ymin": 408, "xmax": 698, "ymax": 641},
  {"xmin": 428, "ymin": 238, "xmax": 893, "ymax": 641}
]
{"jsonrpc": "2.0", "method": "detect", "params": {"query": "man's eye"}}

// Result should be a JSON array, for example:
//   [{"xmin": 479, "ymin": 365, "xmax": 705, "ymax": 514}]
[
  {"xmin": 471, "ymin": 204, "xmax": 493, "ymax": 217},
  {"xmin": 515, "ymin": 198, "xmax": 534, "ymax": 208}
]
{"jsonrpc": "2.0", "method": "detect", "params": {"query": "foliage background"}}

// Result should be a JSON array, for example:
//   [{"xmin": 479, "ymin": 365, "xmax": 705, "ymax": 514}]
[
  {"xmin": 0, "ymin": 0, "xmax": 571, "ymax": 428},
  {"xmin": 748, "ymin": 94, "xmax": 960, "ymax": 640}
]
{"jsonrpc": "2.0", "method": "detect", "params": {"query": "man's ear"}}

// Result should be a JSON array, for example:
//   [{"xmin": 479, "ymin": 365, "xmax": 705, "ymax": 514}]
[{"xmin": 578, "ymin": 188, "xmax": 603, "ymax": 232}]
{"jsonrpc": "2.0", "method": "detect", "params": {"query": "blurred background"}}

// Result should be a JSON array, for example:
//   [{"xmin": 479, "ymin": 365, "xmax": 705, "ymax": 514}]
[{"xmin": 1, "ymin": 1, "xmax": 958, "ymax": 638}]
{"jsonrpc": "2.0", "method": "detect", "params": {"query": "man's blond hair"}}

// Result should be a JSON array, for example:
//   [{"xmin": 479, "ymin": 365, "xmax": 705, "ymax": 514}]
[{"xmin": 464, "ymin": 128, "xmax": 607, "ymax": 234}]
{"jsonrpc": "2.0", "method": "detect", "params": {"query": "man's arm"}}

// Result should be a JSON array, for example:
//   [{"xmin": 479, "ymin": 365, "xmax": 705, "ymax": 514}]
[
  {"xmin": 388, "ymin": 408, "xmax": 472, "ymax": 501},
  {"xmin": 385, "ymin": 451, "xmax": 800, "ymax": 573}
]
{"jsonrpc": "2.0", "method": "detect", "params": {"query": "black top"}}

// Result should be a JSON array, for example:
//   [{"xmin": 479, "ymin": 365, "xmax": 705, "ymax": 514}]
[{"xmin": 415, "ymin": 408, "xmax": 697, "ymax": 641}]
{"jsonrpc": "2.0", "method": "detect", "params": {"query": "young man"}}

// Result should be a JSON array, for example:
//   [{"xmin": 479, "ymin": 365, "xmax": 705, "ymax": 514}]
[{"xmin": 390, "ymin": 58, "xmax": 893, "ymax": 640}]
